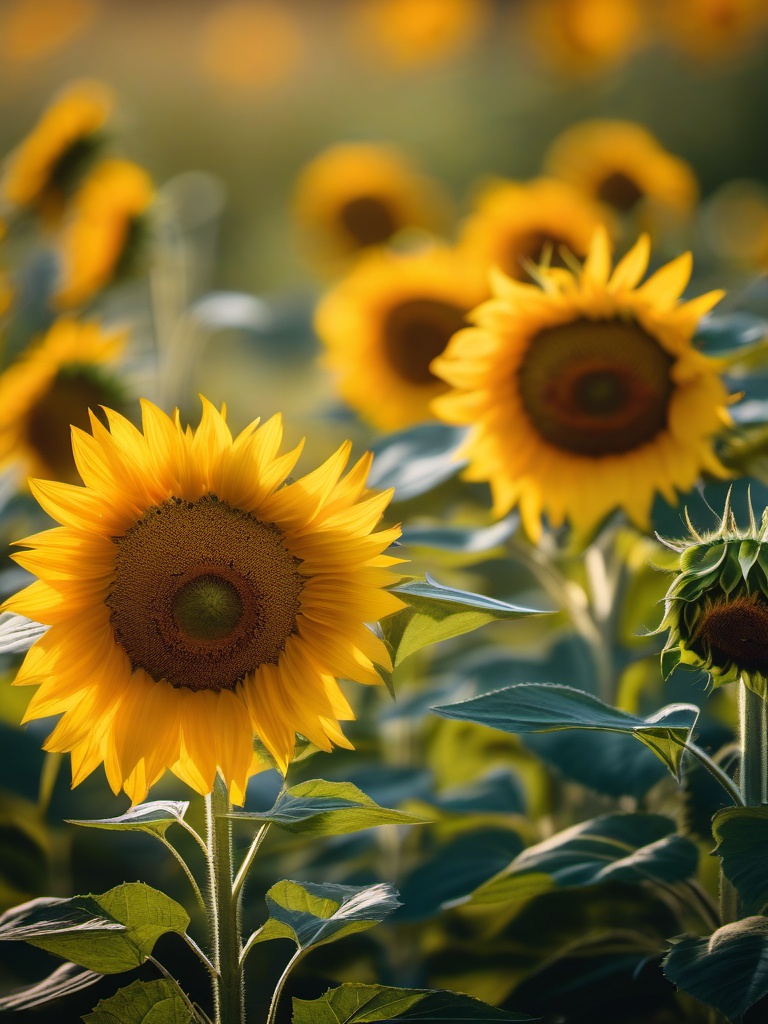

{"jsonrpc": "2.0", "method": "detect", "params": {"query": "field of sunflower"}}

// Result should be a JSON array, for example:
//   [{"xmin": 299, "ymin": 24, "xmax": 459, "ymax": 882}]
[{"xmin": 2, "ymin": 2, "xmax": 768, "ymax": 1023}]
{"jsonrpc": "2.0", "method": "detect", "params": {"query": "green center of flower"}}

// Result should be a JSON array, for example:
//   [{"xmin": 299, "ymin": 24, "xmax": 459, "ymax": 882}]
[
  {"xmin": 172, "ymin": 575, "xmax": 244, "ymax": 641},
  {"xmin": 596, "ymin": 171, "xmax": 643, "ymax": 213},
  {"xmin": 692, "ymin": 593, "xmax": 768, "ymax": 675},
  {"xmin": 26, "ymin": 366, "xmax": 123, "ymax": 483},
  {"xmin": 518, "ymin": 317, "xmax": 674, "ymax": 456},
  {"xmin": 338, "ymin": 195, "xmax": 398, "ymax": 248},
  {"xmin": 384, "ymin": 298, "xmax": 467, "ymax": 385},
  {"xmin": 107, "ymin": 495, "xmax": 305, "ymax": 692}
]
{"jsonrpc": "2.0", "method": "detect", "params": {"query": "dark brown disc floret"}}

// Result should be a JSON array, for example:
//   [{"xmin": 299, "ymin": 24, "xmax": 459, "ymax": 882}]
[
  {"xmin": 106, "ymin": 495, "xmax": 305, "ymax": 692},
  {"xmin": 692, "ymin": 592, "xmax": 768, "ymax": 676},
  {"xmin": 384, "ymin": 298, "xmax": 467, "ymax": 384}
]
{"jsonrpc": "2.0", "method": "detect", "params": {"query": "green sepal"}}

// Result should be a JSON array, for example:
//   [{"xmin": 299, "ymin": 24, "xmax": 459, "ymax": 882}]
[
  {"xmin": 292, "ymin": 983, "xmax": 539, "ymax": 1022},
  {"xmin": 250, "ymin": 880, "xmax": 400, "ymax": 952},
  {"xmin": 83, "ymin": 979, "xmax": 192, "ymax": 1024},
  {"xmin": 0, "ymin": 882, "xmax": 190, "ymax": 973},
  {"xmin": 228, "ymin": 779, "xmax": 429, "ymax": 836}
]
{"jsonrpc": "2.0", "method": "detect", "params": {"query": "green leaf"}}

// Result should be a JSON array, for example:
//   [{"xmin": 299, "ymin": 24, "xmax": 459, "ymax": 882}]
[
  {"xmin": 712, "ymin": 806, "xmax": 768, "ymax": 914},
  {"xmin": 466, "ymin": 813, "xmax": 698, "ymax": 906},
  {"xmin": 67, "ymin": 801, "xmax": 190, "ymax": 839},
  {"xmin": 0, "ymin": 962, "xmax": 102, "ymax": 1012},
  {"xmin": 83, "ymin": 979, "xmax": 192, "ymax": 1023},
  {"xmin": 382, "ymin": 574, "xmax": 546, "ymax": 669},
  {"xmin": 367, "ymin": 423, "xmax": 468, "ymax": 502},
  {"xmin": 252, "ymin": 880, "xmax": 400, "ymax": 952},
  {"xmin": 432, "ymin": 683, "xmax": 699, "ymax": 780},
  {"xmin": 399, "ymin": 517, "xmax": 519, "ymax": 564},
  {"xmin": 0, "ymin": 882, "xmax": 190, "ymax": 973},
  {"xmin": 292, "ymin": 983, "xmax": 538, "ymax": 1022},
  {"xmin": 229, "ymin": 779, "xmax": 429, "ymax": 836},
  {"xmin": 662, "ymin": 917, "xmax": 768, "ymax": 1020}
]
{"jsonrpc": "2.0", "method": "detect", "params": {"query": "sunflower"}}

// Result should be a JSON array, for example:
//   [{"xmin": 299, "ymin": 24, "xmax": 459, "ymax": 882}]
[
  {"xmin": 2, "ymin": 79, "xmax": 112, "ymax": 224},
  {"xmin": 523, "ymin": 0, "xmax": 645, "ymax": 76},
  {"xmin": 199, "ymin": 1, "xmax": 304, "ymax": 90},
  {"xmin": 544, "ymin": 120, "xmax": 698, "ymax": 230},
  {"xmin": 347, "ymin": 0, "xmax": 491, "ymax": 69},
  {"xmin": 1, "ymin": 0, "xmax": 97, "ymax": 65},
  {"xmin": 458, "ymin": 177, "xmax": 612, "ymax": 283},
  {"xmin": 0, "ymin": 317, "xmax": 127, "ymax": 485},
  {"xmin": 431, "ymin": 228, "xmax": 731, "ymax": 541},
  {"xmin": 54, "ymin": 159, "xmax": 154, "ymax": 309},
  {"xmin": 292, "ymin": 142, "xmax": 450, "ymax": 272},
  {"xmin": 653, "ymin": 0, "xmax": 768, "ymax": 59},
  {"xmin": 315, "ymin": 246, "xmax": 487, "ymax": 431},
  {"xmin": 4, "ymin": 398, "xmax": 403, "ymax": 804}
]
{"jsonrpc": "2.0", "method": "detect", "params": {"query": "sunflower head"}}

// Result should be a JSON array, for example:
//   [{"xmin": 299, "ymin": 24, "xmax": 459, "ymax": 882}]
[
  {"xmin": 524, "ymin": 0, "xmax": 645, "ymax": 77},
  {"xmin": 658, "ymin": 495, "xmax": 768, "ymax": 696},
  {"xmin": 431, "ymin": 227, "xmax": 731, "ymax": 541},
  {"xmin": 292, "ymin": 142, "xmax": 450, "ymax": 272},
  {"xmin": 0, "ymin": 317, "xmax": 127, "ymax": 485},
  {"xmin": 54, "ymin": 159, "xmax": 154, "ymax": 309},
  {"xmin": 315, "ymin": 245, "xmax": 488, "ymax": 431},
  {"xmin": 2, "ymin": 79, "xmax": 112, "ymax": 224},
  {"xmin": 4, "ymin": 398, "xmax": 403, "ymax": 804}
]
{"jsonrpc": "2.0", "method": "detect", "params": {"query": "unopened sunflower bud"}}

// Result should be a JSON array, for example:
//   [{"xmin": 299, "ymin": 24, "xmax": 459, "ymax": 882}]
[{"xmin": 658, "ymin": 496, "xmax": 768, "ymax": 696}]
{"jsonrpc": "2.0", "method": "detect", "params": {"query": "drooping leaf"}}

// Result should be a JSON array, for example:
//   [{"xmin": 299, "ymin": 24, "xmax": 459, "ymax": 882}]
[
  {"xmin": 82, "ymin": 978, "xmax": 192, "ymax": 1024},
  {"xmin": 713, "ymin": 806, "xmax": 768, "ymax": 914},
  {"xmin": 0, "ymin": 961, "xmax": 102, "ymax": 1012},
  {"xmin": 67, "ymin": 801, "xmax": 190, "ymax": 840},
  {"xmin": 292, "ymin": 983, "xmax": 538, "ymax": 1022},
  {"xmin": 465, "ymin": 813, "xmax": 698, "ymax": 906},
  {"xmin": 662, "ymin": 917, "xmax": 768, "ymax": 1020},
  {"xmin": 0, "ymin": 611, "xmax": 48, "ymax": 653},
  {"xmin": 0, "ymin": 882, "xmax": 190, "ymax": 973},
  {"xmin": 367, "ymin": 423, "xmax": 468, "ymax": 502},
  {"xmin": 382, "ymin": 575, "xmax": 546, "ymax": 670},
  {"xmin": 432, "ymin": 683, "xmax": 700, "ymax": 780},
  {"xmin": 229, "ymin": 779, "xmax": 428, "ymax": 836},
  {"xmin": 251, "ymin": 880, "xmax": 400, "ymax": 952}
]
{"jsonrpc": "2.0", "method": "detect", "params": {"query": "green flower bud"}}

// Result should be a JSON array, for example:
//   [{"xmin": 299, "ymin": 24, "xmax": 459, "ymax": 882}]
[{"xmin": 658, "ymin": 493, "xmax": 768, "ymax": 697}]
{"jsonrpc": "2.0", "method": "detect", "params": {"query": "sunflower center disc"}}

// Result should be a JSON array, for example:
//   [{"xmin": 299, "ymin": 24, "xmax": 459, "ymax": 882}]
[
  {"xmin": 339, "ymin": 195, "xmax": 397, "ymax": 248},
  {"xmin": 26, "ymin": 369, "xmax": 118, "ymax": 481},
  {"xmin": 384, "ymin": 298, "xmax": 467, "ymax": 384},
  {"xmin": 107, "ymin": 495, "xmax": 305, "ymax": 692},
  {"xmin": 518, "ymin": 317, "xmax": 674, "ymax": 456},
  {"xmin": 596, "ymin": 171, "xmax": 643, "ymax": 212},
  {"xmin": 694, "ymin": 596, "xmax": 768, "ymax": 675}
]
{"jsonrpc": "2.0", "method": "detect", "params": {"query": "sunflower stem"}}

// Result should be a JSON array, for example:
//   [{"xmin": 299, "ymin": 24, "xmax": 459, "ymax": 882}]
[
  {"xmin": 206, "ymin": 774, "xmax": 244, "ymax": 1024},
  {"xmin": 739, "ymin": 677, "xmax": 768, "ymax": 807}
]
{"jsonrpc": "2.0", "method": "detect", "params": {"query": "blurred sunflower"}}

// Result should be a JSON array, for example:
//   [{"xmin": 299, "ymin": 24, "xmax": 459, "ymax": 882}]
[
  {"xmin": 0, "ymin": 0, "xmax": 97, "ymax": 65},
  {"xmin": 0, "ymin": 220, "xmax": 12, "ymax": 317},
  {"xmin": 0, "ymin": 317, "xmax": 126, "ymax": 485},
  {"xmin": 523, "ymin": 0, "xmax": 645, "ymax": 76},
  {"xmin": 458, "ymin": 177, "xmax": 612, "ymax": 282},
  {"xmin": 653, "ymin": 0, "xmax": 768, "ymax": 59},
  {"xmin": 293, "ymin": 142, "xmax": 450, "ymax": 272},
  {"xmin": 431, "ymin": 228, "xmax": 731, "ymax": 540},
  {"xmin": 348, "ymin": 0, "xmax": 491, "ymax": 69},
  {"xmin": 315, "ymin": 246, "xmax": 487, "ymax": 431},
  {"xmin": 4, "ymin": 398, "xmax": 403, "ymax": 804},
  {"xmin": 199, "ymin": 1, "xmax": 304, "ymax": 90},
  {"xmin": 55, "ymin": 158, "xmax": 154, "ymax": 309},
  {"xmin": 1, "ymin": 79, "xmax": 112, "ymax": 224},
  {"xmin": 544, "ymin": 120, "xmax": 698, "ymax": 231}
]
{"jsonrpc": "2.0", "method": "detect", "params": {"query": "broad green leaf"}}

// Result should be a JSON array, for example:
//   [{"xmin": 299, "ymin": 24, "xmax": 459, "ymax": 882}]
[
  {"xmin": 0, "ymin": 882, "xmax": 190, "ymax": 973},
  {"xmin": 662, "ymin": 917, "xmax": 768, "ymax": 1020},
  {"xmin": 432, "ymin": 683, "xmax": 700, "ymax": 780},
  {"xmin": 229, "ymin": 779, "xmax": 428, "ymax": 836},
  {"xmin": 292, "ymin": 983, "xmax": 537, "ymax": 1022},
  {"xmin": 400, "ymin": 517, "xmax": 519, "ymax": 564},
  {"xmin": 83, "ymin": 979, "xmax": 192, "ymax": 1024},
  {"xmin": 368, "ymin": 423, "xmax": 468, "ymax": 502},
  {"xmin": 712, "ymin": 806, "xmax": 768, "ymax": 914},
  {"xmin": 466, "ymin": 813, "xmax": 698, "ymax": 906},
  {"xmin": 0, "ymin": 962, "xmax": 102, "ymax": 1012},
  {"xmin": 382, "ymin": 575, "xmax": 546, "ymax": 669},
  {"xmin": 252, "ymin": 880, "xmax": 400, "ymax": 951},
  {"xmin": 67, "ymin": 801, "xmax": 190, "ymax": 839}
]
